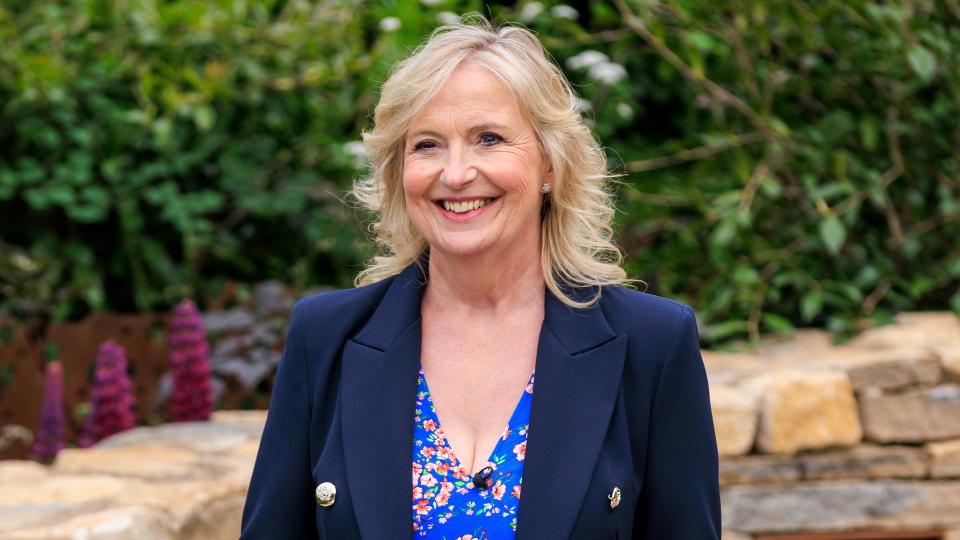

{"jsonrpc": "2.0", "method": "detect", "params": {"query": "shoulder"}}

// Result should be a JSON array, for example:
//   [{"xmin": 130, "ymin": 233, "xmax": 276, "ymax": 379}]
[
  {"xmin": 596, "ymin": 285, "xmax": 696, "ymax": 338},
  {"xmin": 297, "ymin": 277, "xmax": 394, "ymax": 321},
  {"xmin": 290, "ymin": 276, "xmax": 397, "ymax": 346},
  {"xmin": 594, "ymin": 285, "xmax": 701, "ymax": 377}
]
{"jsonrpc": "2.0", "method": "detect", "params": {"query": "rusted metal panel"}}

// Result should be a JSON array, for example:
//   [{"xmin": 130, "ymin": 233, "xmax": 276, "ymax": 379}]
[
  {"xmin": 0, "ymin": 313, "xmax": 172, "ymax": 460},
  {"xmin": 0, "ymin": 316, "xmax": 44, "ymax": 460}
]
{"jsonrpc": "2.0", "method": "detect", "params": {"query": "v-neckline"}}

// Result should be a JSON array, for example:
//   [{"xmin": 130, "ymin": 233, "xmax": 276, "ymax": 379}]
[{"xmin": 418, "ymin": 366, "xmax": 535, "ymax": 476}]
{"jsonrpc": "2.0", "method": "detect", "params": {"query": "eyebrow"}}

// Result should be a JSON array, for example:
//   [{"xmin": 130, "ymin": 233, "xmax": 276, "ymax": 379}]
[{"xmin": 407, "ymin": 122, "xmax": 513, "ymax": 140}]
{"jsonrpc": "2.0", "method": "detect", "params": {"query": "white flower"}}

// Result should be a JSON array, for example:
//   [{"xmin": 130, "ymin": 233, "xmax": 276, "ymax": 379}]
[
  {"xmin": 588, "ymin": 62, "xmax": 628, "ymax": 84},
  {"xmin": 551, "ymin": 4, "xmax": 579, "ymax": 20},
  {"xmin": 437, "ymin": 11, "xmax": 460, "ymax": 25},
  {"xmin": 566, "ymin": 50, "xmax": 609, "ymax": 71},
  {"xmin": 343, "ymin": 141, "xmax": 369, "ymax": 165},
  {"xmin": 379, "ymin": 17, "xmax": 401, "ymax": 32},
  {"xmin": 616, "ymin": 103, "xmax": 634, "ymax": 119},
  {"xmin": 519, "ymin": 2, "xmax": 544, "ymax": 22},
  {"xmin": 420, "ymin": 0, "xmax": 441, "ymax": 5}
]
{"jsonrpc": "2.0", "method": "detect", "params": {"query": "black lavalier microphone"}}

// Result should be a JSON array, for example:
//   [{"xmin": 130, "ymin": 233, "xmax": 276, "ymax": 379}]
[{"xmin": 472, "ymin": 466, "xmax": 494, "ymax": 489}]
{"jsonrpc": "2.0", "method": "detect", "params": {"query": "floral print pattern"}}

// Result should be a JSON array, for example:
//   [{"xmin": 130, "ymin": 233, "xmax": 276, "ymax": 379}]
[{"xmin": 412, "ymin": 366, "xmax": 535, "ymax": 539}]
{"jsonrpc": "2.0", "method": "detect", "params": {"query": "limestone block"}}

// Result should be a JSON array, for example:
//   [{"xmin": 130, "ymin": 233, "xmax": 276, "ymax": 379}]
[
  {"xmin": 55, "ymin": 445, "xmax": 231, "ymax": 481},
  {"xmin": 798, "ymin": 444, "xmax": 928, "ymax": 480},
  {"xmin": 744, "ymin": 370, "xmax": 862, "ymax": 455},
  {"xmin": 943, "ymin": 344, "xmax": 960, "ymax": 383},
  {"xmin": 177, "ymin": 492, "xmax": 245, "ymax": 540},
  {"xmin": 710, "ymin": 384, "xmax": 758, "ymax": 457},
  {"xmin": 860, "ymin": 384, "xmax": 960, "ymax": 443},
  {"xmin": 754, "ymin": 329, "xmax": 835, "ymax": 359},
  {"xmin": 211, "ymin": 409, "xmax": 267, "ymax": 425},
  {"xmin": 703, "ymin": 351, "xmax": 767, "ymax": 386},
  {"xmin": 0, "ymin": 461, "xmax": 49, "ymax": 483},
  {"xmin": 97, "ymin": 417, "xmax": 263, "ymax": 453},
  {"xmin": 843, "ymin": 352, "xmax": 942, "ymax": 391},
  {"xmin": 720, "ymin": 454, "xmax": 801, "ymax": 487},
  {"xmin": 0, "ymin": 473, "xmax": 129, "ymax": 533},
  {"xmin": 721, "ymin": 480, "xmax": 960, "ymax": 534},
  {"xmin": 3, "ymin": 506, "xmax": 173, "ymax": 540},
  {"xmin": 849, "ymin": 311, "xmax": 960, "ymax": 351},
  {"xmin": 926, "ymin": 438, "xmax": 960, "ymax": 478},
  {"xmin": 794, "ymin": 347, "xmax": 942, "ymax": 392}
]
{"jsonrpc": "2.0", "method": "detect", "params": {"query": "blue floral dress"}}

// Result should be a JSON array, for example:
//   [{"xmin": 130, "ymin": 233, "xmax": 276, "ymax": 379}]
[{"xmin": 412, "ymin": 366, "xmax": 535, "ymax": 539}]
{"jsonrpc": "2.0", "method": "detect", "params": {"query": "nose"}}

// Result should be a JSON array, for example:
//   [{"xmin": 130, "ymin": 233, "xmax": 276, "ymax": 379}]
[{"xmin": 439, "ymin": 145, "xmax": 478, "ymax": 189}]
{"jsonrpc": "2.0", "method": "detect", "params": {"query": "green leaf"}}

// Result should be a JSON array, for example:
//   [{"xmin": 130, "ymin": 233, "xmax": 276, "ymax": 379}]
[
  {"xmin": 801, "ymin": 290, "xmax": 823, "ymax": 322},
  {"xmin": 761, "ymin": 313, "xmax": 795, "ymax": 334},
  {"xmin": 710, "ymin": 219, "xmax": 737, "ymax": 249},
  {"xmin": 907, "ymin": 45, "xmax": 937, "ymax": 83},
  {"xmin": 819, "ymin": 217, "xmax": 846, "ymax": 254},
  {"xmin": 703, "ymin": 320, "xmax": 748, "ymax": 340}
]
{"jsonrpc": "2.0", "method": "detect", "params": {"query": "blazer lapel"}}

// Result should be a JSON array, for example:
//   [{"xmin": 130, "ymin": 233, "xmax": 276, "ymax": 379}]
[
  {"xmin": 340, "ymin": 262, "xmax": 426, "ymax": 539},
  {"xmin": 516, "ymin": 289, "xmax": 627, "ymax": 540}
]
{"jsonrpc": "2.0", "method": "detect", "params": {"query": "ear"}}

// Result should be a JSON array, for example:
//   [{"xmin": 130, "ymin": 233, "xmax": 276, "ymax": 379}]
[{"xmin": 542, "ymin": 158, "xmax": 556, "ymax": 183}]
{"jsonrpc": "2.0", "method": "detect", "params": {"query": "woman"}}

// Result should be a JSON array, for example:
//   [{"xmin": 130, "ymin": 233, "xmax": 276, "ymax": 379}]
[{"xmin": 241, "ymin": 18, "xmax": 720, "ymax": 540}]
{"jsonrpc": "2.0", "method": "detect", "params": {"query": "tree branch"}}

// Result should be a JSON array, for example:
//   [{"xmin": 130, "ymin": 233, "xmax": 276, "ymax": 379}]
[{"xmin": 625, "ymin": 131, "xmax": 766, "ymax": 173}]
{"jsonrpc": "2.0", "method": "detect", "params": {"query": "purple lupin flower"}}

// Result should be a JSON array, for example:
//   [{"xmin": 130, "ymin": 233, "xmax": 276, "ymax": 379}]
[
  {"xmin": 169, "ymin": 299, "xmax": 213, "ymax": 421},
  {"xmin": 32, "ymin": 361, "xmax": 66, "ymax": 462},
  {"xmin": 84, "ymin": 341, "xmax": 137, "ymax": 444}
]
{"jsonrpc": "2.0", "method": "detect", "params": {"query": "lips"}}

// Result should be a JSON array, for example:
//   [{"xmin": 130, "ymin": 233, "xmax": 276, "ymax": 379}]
[{"xmin": 430, "ymin": 196, "xmax": 501, "ymax": 221}]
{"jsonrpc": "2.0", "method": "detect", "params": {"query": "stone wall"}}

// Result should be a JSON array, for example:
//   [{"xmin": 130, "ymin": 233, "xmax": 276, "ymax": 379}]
[
  {"xmin": 1, "ymin": 311, "xmax": 959, "ymax": 538},
  {"xmin": 712, "ymin": 312, "xmax": 960, "ymax": 538}
]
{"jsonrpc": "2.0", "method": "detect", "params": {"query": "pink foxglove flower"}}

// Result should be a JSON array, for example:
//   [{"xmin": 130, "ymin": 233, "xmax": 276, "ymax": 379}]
[
  {"xmin": 169, "ymin": 299, "xmax": 213, "ymax": 421},
  {"xmin": 84, "ymin": 341, "xmax": 136, "ymax": 444}
]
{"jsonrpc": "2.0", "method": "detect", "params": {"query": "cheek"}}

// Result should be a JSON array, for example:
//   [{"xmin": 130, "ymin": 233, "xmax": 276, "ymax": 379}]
[
  {"xmin": 499, "ymin": 165, "xmax": 540, "ymax": 204},
  {"xmin": 402, "ymin": 164, "xmax": 432, "ymax": 201}
]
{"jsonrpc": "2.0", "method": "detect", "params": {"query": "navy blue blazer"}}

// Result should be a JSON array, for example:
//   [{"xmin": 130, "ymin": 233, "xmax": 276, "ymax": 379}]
[{"xmin": 240, "ymin": 262, "xmax": 720, "ymax": 539}]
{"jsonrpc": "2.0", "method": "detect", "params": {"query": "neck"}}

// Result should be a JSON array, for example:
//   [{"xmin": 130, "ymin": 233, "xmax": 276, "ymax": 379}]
[{"xmin": 424, "ymin": 242, "xmax": 546, "ymax": 314}]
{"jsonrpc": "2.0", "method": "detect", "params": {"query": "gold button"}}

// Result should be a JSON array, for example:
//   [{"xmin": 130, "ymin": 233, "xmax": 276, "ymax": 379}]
[
  {"xmin": 315, "ymin": 482, "xmax": 336, "ymax": 507},
  {"xmin": 608, "ymin": 486, "xmax": 621, "ymax": 510}
]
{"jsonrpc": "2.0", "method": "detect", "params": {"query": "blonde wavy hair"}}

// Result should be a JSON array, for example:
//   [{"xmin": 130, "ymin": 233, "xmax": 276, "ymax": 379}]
[{"xmin": 352, "ymin": 16, "xmax": 631, "ymax": 308}]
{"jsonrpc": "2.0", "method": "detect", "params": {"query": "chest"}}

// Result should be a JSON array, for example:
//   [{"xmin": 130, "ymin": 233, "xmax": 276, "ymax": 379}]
[{"xmin": 419, "ymin": 311, "xmax": 541, "ymax": 473}]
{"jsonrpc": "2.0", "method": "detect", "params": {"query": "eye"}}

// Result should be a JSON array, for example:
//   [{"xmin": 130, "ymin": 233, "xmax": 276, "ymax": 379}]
[
  {"xmin": 412, "ymin": 139, "xmax": 438, "ymax": 152},
  {"xmin": 479, "ymin": 132, "xmax": 503, "ymax": 146}
]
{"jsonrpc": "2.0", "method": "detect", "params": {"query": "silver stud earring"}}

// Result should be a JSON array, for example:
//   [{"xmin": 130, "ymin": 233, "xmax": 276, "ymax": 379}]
[{"xmin": 541, "ymin": 182, "xmax": 552, "ymax": 194}]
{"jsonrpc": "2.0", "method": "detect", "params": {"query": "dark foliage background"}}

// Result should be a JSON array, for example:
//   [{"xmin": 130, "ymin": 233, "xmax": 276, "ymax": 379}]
[{"xmin": 1, "ymin": 0, "xmax": 958, "ymax": 347}]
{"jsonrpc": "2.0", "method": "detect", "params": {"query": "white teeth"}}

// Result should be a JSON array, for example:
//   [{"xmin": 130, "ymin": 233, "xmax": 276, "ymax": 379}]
[{"xmin": 441, "ymin": 198, "xmax": 492, "ymax": 213}]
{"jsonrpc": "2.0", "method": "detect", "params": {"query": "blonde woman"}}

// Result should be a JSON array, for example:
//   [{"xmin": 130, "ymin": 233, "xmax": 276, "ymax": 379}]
[{"xmin": 242, "ymin": 17, "xmax": 719, "ymax": 540}]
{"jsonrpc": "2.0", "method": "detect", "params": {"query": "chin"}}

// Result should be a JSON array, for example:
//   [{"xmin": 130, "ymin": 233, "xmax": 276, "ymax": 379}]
[{"xmin": 428, "ymin": 233, "xmax": 500, "ymax": 259}]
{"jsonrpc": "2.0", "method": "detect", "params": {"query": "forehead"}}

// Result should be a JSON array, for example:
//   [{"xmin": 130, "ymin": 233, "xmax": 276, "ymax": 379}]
[{"xmin": 410, "ymin": 64, "xmax": 528, "ymax": 128}]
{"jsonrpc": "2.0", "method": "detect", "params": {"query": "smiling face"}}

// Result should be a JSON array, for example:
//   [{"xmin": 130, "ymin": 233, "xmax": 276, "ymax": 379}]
[{"xmin": 402, "ymin": 63, "xmax": 553, "ymax": 262}]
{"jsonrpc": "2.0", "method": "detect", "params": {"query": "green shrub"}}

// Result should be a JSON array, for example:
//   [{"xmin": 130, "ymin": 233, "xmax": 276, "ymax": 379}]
[{"xmin": 1, "ymin": 0, "xmax": 958, "ymax": 347}]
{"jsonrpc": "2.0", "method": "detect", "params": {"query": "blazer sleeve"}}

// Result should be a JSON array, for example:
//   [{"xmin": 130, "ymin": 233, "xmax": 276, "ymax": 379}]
[
  {"xmin": 240, "ymin": 299, "xmax": 317, "ymax": 538},
  {"xmin": 634, "ymin": 306, "xmax": 721, "ymax": 539}
]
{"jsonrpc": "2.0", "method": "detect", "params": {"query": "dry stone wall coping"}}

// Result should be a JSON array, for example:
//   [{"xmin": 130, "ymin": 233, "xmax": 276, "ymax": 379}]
[{"xmin": 0, "ymin": 411, "xmax": 265, "ymax": 540}]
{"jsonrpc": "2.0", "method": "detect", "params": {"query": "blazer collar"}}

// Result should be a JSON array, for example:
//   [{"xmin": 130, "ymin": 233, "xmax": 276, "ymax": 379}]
[
  {"xmin": 351, "ymin": 259, "xmax": 618, "ymax": 354},
  {"xmin": 341, "ymin": 259, "xmax": 625, "ymax": 539}
]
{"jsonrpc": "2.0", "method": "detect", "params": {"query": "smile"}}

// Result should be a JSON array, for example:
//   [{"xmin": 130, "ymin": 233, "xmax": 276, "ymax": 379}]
[{"xmin": 438, "ymin": 198, "xmax": 496, "ymax": 214}]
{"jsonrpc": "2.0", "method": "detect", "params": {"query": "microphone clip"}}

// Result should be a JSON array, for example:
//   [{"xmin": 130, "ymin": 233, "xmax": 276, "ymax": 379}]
[{"xmin": 471, "ymin": 465, "xmax": 494, "ymax": 489}]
